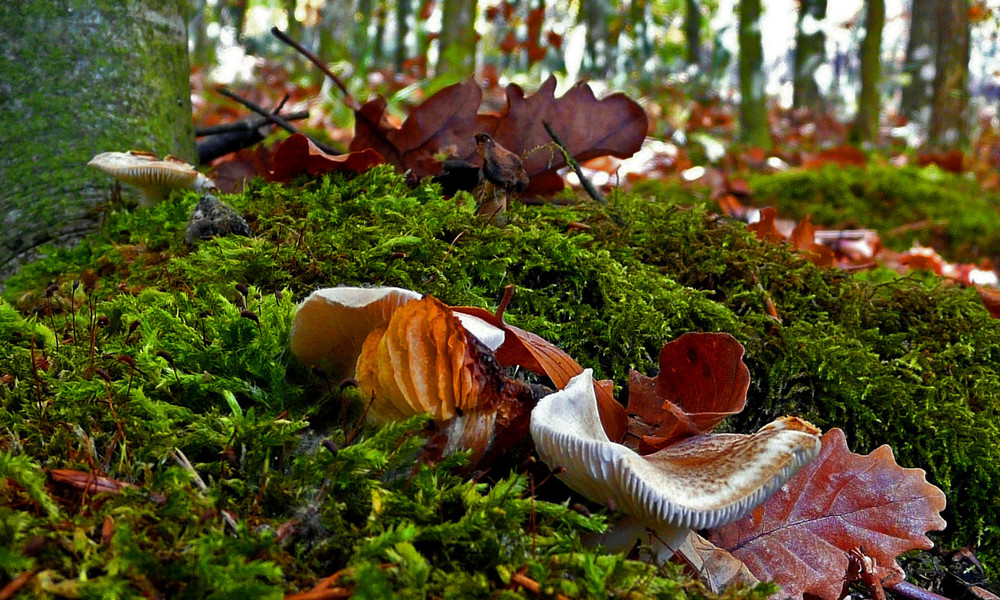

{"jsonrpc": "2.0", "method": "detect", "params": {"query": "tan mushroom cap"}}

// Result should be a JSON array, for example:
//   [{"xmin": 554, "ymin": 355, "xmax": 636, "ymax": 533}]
[
  {"xmin": 530, "ymin": 369, "xmax": 821, "ymax": 534},
  {"xmin": 88, "ymin": 151, "xmax": 215, "ymax": 204}
]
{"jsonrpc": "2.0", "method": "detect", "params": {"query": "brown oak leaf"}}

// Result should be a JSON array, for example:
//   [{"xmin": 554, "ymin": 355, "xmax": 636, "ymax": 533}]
[
  {"xmin": 269, "ymin": 133, "xmax": 384, "ymax": 182},
  {"xmin": 790, "ymin": 215, "xmax": 836, "ymax": 267},
  {"xmin": 708, "ymin": 428, "xmax": 947, "ymax": 600},
  {"xmin": 626, "ymin": 332, "xmax": 749, "ymax": 453}
]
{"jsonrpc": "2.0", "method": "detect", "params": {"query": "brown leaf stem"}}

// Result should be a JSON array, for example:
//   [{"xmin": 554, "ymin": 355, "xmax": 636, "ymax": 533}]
[
  {"xmin": 0, "ymin": 568, "xmax": 38, "ymax": 600},
  {"xmin": 270, "ymin": 26, "xmax": 360, "ymax": 111}
]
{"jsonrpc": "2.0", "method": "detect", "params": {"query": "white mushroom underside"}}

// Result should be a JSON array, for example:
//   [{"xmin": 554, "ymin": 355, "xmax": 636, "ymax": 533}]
[{"xmin": 530, "ymin": 369, "xmax": 821, "ymax": 531}]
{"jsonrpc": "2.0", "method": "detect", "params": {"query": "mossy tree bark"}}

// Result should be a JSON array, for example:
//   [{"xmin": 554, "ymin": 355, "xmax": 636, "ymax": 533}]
[
  {"xmin": 686, "ymin": 0, "xmax": 702, "ymax": 67},
  {"xmin": 437, "ymin": 0, "xmax": 478, "ymax": 77},
  {"xmin": 899, "ymin": 0, "xmax": 937, "ymax": 125},
  {"xmin": 851, "ymin": 0, "xmax": 884, "ymax": 144},
  {"xmin": 0, "ymin": 0, "xmax": 195, "ymax": 284},
  {"xmin": 927, "ymin": 0, "xmax": 970, "ymax": 150},
  {"xmin": 792, "ymin": 0, "xmax": 828, "ymax": 111},
  {"xmin": 739, "ymin": 0, "xmax": 770, "ymax": 147}
]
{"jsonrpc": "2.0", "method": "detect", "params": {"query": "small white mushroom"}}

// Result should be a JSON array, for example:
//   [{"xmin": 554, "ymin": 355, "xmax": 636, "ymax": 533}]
[
  {"xmin": 530, "ymin": 369, "xmax": 821, "ymax": 561},
  {"xmin": 88, "ymin": 150, "xmax": 216, "ymax": 205}
]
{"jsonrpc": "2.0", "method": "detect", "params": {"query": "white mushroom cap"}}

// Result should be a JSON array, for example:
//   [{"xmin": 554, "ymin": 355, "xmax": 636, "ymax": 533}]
[
  {"xmin": 88, "ymin": 151, "xmax": 215, "ymax": 205},
  {"xmin": 289, "ymin": 286, "xmax": 505, "ymax": 382},
  {"xmin": 530, "ymin": 369, "xmax": 821, "ymax": 536}
]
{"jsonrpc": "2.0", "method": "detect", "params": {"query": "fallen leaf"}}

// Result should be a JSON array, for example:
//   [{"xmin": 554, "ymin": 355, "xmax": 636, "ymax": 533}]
[
  {"xmin": 270, "ymin": 133, "xmax": 384, "ymax": 182},
  {"xmin": 747, "ymin": 207, "xmax": 785, "ymax": 243},
  {"xmin": 917, "ymin": 150, "xmax": 964, "ymax": 173},
  {"xmin": 626, "ymin": 332, "xmax": 749, "ymax": 453},
  {"xmin": 709, "ymin": 428, "xmax": 947, "ymax": 600},
  {"xmin": 675, "ymin": 531, "xmax": 760, "ymax": 594},
  {"xmin": 976, "ymin": 285, "xmax": 1000, "ymax": 318},
  {"xmin": 803, "ymin": 145, "xmax": 867, "ymax": 170},
  {"xmin": 453, "ymin": 305, "xmax": 626, "ymax": 442},
  {"xmin": 789, "ymin": 215, "xmax": 836, "ymax": 267}
]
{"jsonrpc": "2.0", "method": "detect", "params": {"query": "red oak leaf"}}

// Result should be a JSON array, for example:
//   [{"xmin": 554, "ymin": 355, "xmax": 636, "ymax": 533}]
[
  {"xmin": 626, "ymin": 332, "xmax": 749, "ymax": 453},
  {"xmin": 708, "ymin": 428, "xmax": 947, "ymax": 600}
]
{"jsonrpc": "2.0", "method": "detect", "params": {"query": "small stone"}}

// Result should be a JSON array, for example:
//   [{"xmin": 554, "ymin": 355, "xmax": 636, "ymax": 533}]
[{"xmin": 184, "ymin": 194, "xmax": 252, "ymax": 245}]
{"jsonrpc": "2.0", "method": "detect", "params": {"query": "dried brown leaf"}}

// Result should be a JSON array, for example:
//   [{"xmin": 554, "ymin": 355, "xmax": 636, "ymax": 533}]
[
  {"xmin": 270, "ymin": 133, "xmax": 384, "ymax": 182},
  {"xmin": 626, "ymin": 332, "xmax": 749, "ymax": 453},
  {"xmin": 709, "ymin": 429, "xmax": 947, "ymax": 600}
]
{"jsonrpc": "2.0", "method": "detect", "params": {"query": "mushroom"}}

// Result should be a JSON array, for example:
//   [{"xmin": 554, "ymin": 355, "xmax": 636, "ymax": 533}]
[
  {"xmin": 88, "ymin": 150, "xmax": 216, "ymax": 205},
  {"xmin": 530, "ymin": 369, "xmax": 822, "ymax": 562}
]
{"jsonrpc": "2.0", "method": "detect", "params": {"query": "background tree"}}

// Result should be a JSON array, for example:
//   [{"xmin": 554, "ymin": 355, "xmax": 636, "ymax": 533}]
[
  {"xmin": 928, "ymin": 0, "xmax": 971, "ymax": 149},
  {"xmin": 0, "ymin": 0, "xmax": 195, "ymax": 284},
  {"xmin": 437, "ymin": 0, "xmax": 478, "ymax": 76},
  {"xmin": 852, "ymin": 0, "xmax": 884, "ymax": 143},
  {"xmin": 686, "ymin": 0, "xmax": 703, "ymax": 67},
  {"xmin": 899, "ymin": 0, "xmax": 937, "ymax": 124},
  {"xmin": 793, "ymin": 0, "xmax": 828, "ymax": 110},
  {"xmin": 739, "ymin": 0, "xmax": 770, "ymax": 146}
]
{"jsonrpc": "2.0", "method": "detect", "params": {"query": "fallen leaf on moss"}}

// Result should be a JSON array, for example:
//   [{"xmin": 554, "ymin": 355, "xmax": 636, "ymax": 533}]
[
  {"xmin": 789, "ymin": 215, "xmax": 836, "ymax": 267},
  {"xmin": 626, "ymin": 332, "xmax": 749, "ymax": 453},
  {"xmin": 802, "ymin": 145, "xmax": 867, "ymax": 170},
  {"xmin": 709, "ymin": 428, "xmax": 947, "ymax": 600},
  {"xmin": 747, "ymin": 207, "xmax": 785, "ymax": 243},
  {"xmin": 270, "ymin": 133, "xmax": 385, "ymax": 182},
  {"xmin": 976, "ymin": 285, "xmax": 1000, "ymax": 318}
]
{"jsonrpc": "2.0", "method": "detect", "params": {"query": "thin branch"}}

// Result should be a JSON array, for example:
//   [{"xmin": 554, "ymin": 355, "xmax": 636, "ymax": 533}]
[
  {"xmin": 171, "ymin": 448, "xmax": 240, "ymax": 534},
  {"xmin": 196, "ymin": 110, "xmax": 309, "ymax": 136},
  {"xmin": 542, "ymin": 121, "xmax": 606, "ymax": 205},
  {"xmin": 215, "ymin": 87, "xmax": 344, "ymax": 155},
  {"xmin": 270, "ymin": 26, "xmax": 360, "ymax": 111}
]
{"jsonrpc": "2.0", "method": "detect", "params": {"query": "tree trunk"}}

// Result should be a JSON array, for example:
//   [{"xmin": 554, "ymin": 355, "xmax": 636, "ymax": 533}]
[
  {"xmin": 580, "ymin": 0, "xmax": 608, "ymax": 76},
  {"xmin": 437, "ymin": 0, "xmax": 477, "ymax": 77},
  {"xmin": 739, "ymin": 0, "xmax": 769, "ymax": 147},
  {"xmin": 395, "ymin": 0, "xmax": 412, "ymax": 71},
  {"xmin": 927, "ymin": 0, "xmax": 970, "ymax": 149},
  {"xmin": 0, "ymin": 0, "xmax": 195, "ymax": 284},
  {"xmin": 900, "ymin": 0, "xmax": 937, "ymax": 124},
  {"xmin": 686, "ymin": 0, "xmax": 702, "ymax": 67},
  {"xmin": 353, "ymin": 0, "xmax": 374, "ymax": 68},
  {"xmin": 852, "ymin": 0, "xmax": 884, "ymax": 144},
  {"xmin": 792, "ymin": 0, "xmax": 828, "ymax": 111}
]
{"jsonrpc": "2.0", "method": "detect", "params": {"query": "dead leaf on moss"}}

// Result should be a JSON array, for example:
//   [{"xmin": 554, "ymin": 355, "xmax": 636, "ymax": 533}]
[
  {"xmin": 626, "ymin": 332, "xmax": 749, "ymax": 453},
  {"xmin": 709, "ymin": 428, "xmax": 947, "ymax": 600},
  {"xmin": 270, "ymin": 133, "xmax": 385, "ymax": 182},
  {"xmin": 790, "ymin": 215, "xmax": 836, "ymax": 267}
]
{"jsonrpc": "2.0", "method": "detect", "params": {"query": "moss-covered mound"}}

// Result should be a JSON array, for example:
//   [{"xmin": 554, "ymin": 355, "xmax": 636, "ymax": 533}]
[
  {"xmin": 2, "ymin": 166, "xmax": 999, "ymax": 596},
  {"xmin": 747, "ymin": 164, "xmax": 1000, "ymax": 263}
]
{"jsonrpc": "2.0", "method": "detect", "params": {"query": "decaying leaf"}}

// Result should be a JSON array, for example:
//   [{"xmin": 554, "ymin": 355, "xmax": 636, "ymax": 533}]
[
  {"xmin": 269, "ymin": 133, "xmax": 385, "ymax": 182},
  {"xmin": 789, "ymin": 215, "xmax": 836, "ymax": 267},
  {"xmin": 747, "ymin": 207, "xmax": 786, "ymax": 243},
  {"xmin": 976, "ymin": 285, "xmax": 1000, "ymax": 318},
  {"xmin": 674, "ymin": 531, "xmax": 760, "ymax": 594},
  {"xmin": 708, "ymin": 428, "xmax": 947, "ymax": 600},
  {"xmin": 626, "ymin": 332, "xmax": 749, "ymax": 453}
]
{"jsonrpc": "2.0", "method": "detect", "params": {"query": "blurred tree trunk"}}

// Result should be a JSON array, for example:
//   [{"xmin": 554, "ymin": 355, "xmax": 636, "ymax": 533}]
[
  {"xmin": 852, "ymin": 0, "xmax": 884, "ymax": 144},
  {"xmin": 739, "ymin": 0, "xmax": 769, "ymax": 147},
  {"xmin": 792, "ymin": 0, "xmax": 828, "ymax": 110},
  {"xmin": 438, "ymin": 0, "xmax": 477, "ymax": 76},
  {"xmin": 686, "ymin": 0, "xmax": 702, "ymax": 67},
  {"xmin": 580, "ymin": 0, "xmax": 608, "ymax": 75},
  {"xmin": 900, "ymin": 0, "xmax": 937, "ymax": 124},
  {"xmin": 0, "ymin": 0, "xmax": 195, "ymax": 284},
  {"xmin": 395, "ymin": 0, "xmax": 412, "ymax": 70},
  {"xmin": 927, "ymin": 0, "xmax": 970, "ymax": 149},
  {"xmin": 353, "ymin": 0, "xmax": 374, "ymax": 67},
  {"xmin": 373, "ymin": 0, "xmax": 388, "ymax": 65}
]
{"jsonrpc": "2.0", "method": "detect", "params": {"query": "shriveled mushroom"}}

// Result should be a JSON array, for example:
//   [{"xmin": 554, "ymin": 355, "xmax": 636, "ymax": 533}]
[
  {"xmin": 530, "ymin": 369, "xmax": 821, "ymax": 561},
  {"xmin": 88, "ymin": 150, "xmax": 216, "ymax": 205}
]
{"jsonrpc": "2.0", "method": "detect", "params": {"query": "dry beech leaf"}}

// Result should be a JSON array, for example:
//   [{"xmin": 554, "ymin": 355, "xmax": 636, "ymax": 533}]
[
  {"xmin": 802, "ymin": 145, "xmax": 867, "ymax": 170},
  {"xmin": 976, "ymin": 285, "xmax": 1000, "ymax": 318},
  {"xmin": 674, "ymin": 531, "xmax": 760, "ymax": 594},
  {"xmin": 452, "ymin": 306, "xmax": 626, "ymax": 442},
  {"xmin": 269, "ymin": 133, "xmax": 385, "ymax": 182},
  {"xmin": 747, "ymin": 207, "xmax": 785, "ymax": 243},
  {"xmin": 627, "ymin": 332, "xmax": 749, "ymax": 453},
  {"xmin": 708, "ymin": 428, "xmax": 947, "ymax": 600},
  {"xmin": 789, "ymin": 215, "xmax": 836, "ymax": 267}
]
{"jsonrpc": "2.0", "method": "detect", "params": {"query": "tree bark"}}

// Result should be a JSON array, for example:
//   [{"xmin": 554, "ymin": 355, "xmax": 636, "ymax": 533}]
[
  {"xmin": 792, "ymin": 0, "xmax": 828, "ymax": 111},
  {"xmin": 437, "ymin": 0, "xmax": 478, "ymax": 77},
  {"xmin": 852, "ymin": 0, "xmax": 884, "ymax": 144},
  {"xmin": 899, "ymin": 0, "xmax": 937, "ymax": 124},
  {"xmin": 686, "ymin": 0, "xmax": 702, "ymax": 67},
  {"xmin": 739, "ymin": 0, "xmax": 770, "ymax": 147},
  {"xmin": 927, "ymin": 0, "xmax": 970, "ymax": 149},
  {"xmin": 0, "ymin": 0, "xmax": 195, "ymax": 284},
  {"xmin": 395, "ymin": 0, "xmax": 412, "ymax": 71}
]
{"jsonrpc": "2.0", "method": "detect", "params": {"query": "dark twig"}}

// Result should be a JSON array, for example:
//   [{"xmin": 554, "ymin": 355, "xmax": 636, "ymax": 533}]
[
  {"xmin": 270, "ymin": 27, "xmax": 360, "ymax": 110},
  {"xmin": 887, "ymin": 582, "xmax": 951, "ymax": 600},
  {"xmin": 542, "ymin": 121, "xmax": 606, "ymax": 205},
  {"xmin": 215, "ymin": 87, "xmax": 344, "ymax": 155},
  {"xmin": 195, "ymin": 110, "xmax": 309, "ymax": 136}
]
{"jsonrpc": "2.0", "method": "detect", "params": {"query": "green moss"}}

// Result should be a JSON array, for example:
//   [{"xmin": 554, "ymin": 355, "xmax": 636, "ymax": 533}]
[
  {"xmin": 746, "ymin": 164, "xmax": 1000, "ymax": 262},
  {"xmin": 2, "ymin": 165, "xmax": 999, "ymax": 593}
]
